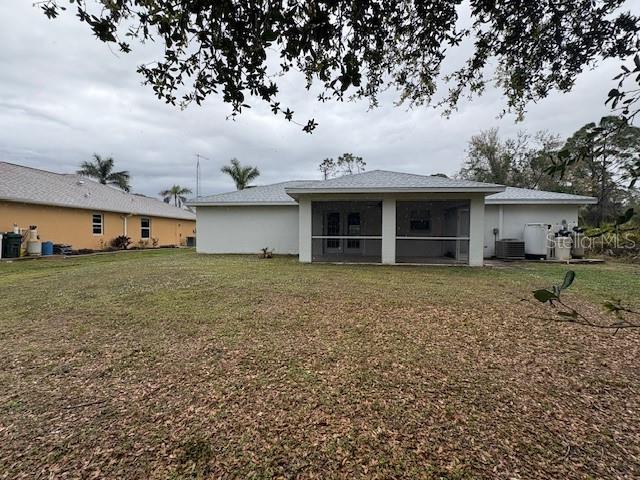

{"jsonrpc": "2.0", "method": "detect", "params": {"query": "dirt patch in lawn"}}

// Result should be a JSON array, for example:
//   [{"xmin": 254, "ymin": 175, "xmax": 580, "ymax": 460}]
[{"xmin": 0, "ymin": 251, "xmax": 639, "ymax": 479}]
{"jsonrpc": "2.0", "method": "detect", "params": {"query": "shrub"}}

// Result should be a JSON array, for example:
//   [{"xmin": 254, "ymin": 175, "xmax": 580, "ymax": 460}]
[{"xmin": 110, "ymin": 235, "xmax": 132, "ymax": 250}]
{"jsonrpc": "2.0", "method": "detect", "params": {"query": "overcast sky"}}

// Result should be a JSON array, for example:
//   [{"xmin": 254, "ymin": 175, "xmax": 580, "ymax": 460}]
[{"xmin": 0, "ymin": 1, "xmax": 634, "ymax": 199}]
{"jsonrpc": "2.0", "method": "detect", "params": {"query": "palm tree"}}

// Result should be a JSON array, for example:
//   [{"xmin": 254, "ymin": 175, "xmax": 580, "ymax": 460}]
[
  {"xmin": 220, "ymin": 158, "xmax": 260, "ymax": 190},
  {"xmin": 77, "ymin": 154, "xmax": 131, "ymax": 192},
  {"xmin": 160, "ymin": 185, "xmax": 193, "ymax": 207}
]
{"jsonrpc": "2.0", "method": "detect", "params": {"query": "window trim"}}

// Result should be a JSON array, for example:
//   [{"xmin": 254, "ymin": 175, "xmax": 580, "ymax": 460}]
[
  {"xmin": 92, "ymin": 213, "xmax": 103, "ymax": 236},
  {"xmin": 140, "ymin": 217, "xmax": 151, "ymax": 239}
]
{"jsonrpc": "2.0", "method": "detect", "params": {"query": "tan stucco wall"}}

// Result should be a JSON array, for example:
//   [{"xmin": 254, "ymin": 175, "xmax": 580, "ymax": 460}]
[{"xmin": 0, "ymin": 201, "xmax": 195, "ymax": 250}]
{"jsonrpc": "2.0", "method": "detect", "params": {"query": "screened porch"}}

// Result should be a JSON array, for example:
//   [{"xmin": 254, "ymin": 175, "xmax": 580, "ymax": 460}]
[
  {"xmin": 395, "ymin": 200, "xmax": 470, "ymax": 264},
  {"xmin": 309, "ymin": 199, "xmax": 471, "ymax": 264},
  {"xmin": 311, "ymin": 201, "xmax": 382, "ymax": 262}
]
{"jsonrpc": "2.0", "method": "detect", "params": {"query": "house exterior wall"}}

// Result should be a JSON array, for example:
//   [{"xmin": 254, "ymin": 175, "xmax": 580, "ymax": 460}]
[
  {"xmin": 483, "ymin": 204, "xmax": 580, "ymax": 257},
  {"xmin": 193, "ymin": 199, "xmax": 584, "ymax": 263},
  {"xmin": 0, "ymin": 200, "xmax": 195, "ymax": 250},
  {"xmin": 196, "ymin": 205, "xmax": 300, "ymax": 255}
]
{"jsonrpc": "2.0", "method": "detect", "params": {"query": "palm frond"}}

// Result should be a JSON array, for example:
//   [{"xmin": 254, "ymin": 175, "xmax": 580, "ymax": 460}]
[{"xmin": 221, "ymin": 159, "xmax": 260, "ymax": 190}]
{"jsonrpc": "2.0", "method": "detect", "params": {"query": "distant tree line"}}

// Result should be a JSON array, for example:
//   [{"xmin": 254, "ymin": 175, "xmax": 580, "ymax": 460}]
[{"xmin": 458, "ymin": 116, "xmax": 640, "ymax": 227}]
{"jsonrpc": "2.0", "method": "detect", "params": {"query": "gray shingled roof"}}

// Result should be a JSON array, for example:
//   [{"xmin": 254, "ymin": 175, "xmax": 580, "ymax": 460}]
[
  {"xmin": 0, "ymin": 162, "xmax": 195, "ymax": 220},
  {"xmin": 486, "ymin": 187, "xmax": 597, "ymax": 204},
  {"xmin": 285, "ymin": 170, "xmax": 505, "ymax": 193},
  {"xmin": 188, "ymin": 181, "xmax": 316, "ymax": 205},
  {"xmin": 187, "ymin": 171, "xmax": 597, "ymax": 207}
]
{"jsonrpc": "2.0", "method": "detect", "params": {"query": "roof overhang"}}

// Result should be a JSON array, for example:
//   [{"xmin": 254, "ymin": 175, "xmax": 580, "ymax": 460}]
[
  {"xmin": 185, "ymin": 201, "xmax": 297, "ymax": 207},
  {"xmin": 285, "ymin": 186, "xmax": 505, "ymax": 199},
  {"xmin": 1, "ymin": 197, "xmax": 196, "ymax": 220},
  {"xmin": 486, "ymin": 198, "xmax": 598, "ymax": 205}
]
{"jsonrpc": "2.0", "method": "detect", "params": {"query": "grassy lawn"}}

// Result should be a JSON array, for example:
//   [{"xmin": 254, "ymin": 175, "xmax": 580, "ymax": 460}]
[{"xmin": 1, "ymin": 250, "xmax": 639, "ymax": 479}]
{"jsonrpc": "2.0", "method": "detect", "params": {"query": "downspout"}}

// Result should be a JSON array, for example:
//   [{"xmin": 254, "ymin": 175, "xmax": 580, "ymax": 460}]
[{"xmin": 122, "ymin": 213, "xmax": 133, "ymax": 236}]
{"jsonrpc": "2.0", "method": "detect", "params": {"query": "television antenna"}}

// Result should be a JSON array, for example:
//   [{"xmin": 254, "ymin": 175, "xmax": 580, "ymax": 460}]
[{"xmin": 195, "ymin": 153, "xmax": 210, "ymax": 198}]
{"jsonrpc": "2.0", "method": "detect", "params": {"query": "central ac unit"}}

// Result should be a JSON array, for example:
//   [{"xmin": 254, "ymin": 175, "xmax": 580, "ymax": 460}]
[{"xmin": 495, "ymin": 239, "xmax": 525, "ymax": 260}]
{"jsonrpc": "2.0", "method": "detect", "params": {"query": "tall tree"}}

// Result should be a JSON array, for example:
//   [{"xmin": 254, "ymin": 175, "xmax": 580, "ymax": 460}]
[
  {"xmin": 221, "ymin": 159, "xmax": 260, "ymax": 190},
  {"xmin": 160, "ymin": 185, "xmax": 192, "ymax": 207},
  {"xmin": 319, "ymin": 158, "xmax": 336, "ymax": 180},
  {"xmin": 560, "ymin": 116, "xmax": 640, "ymax": 226},
  {"xmin": 336, "ymin": 153, "xmax": 366, "ymax": 175},
  {"xmin": 607, "ymin": 51, "xmax": 640, "ymax": 124},
  {"xmin": 318, "ymin": 153, "xmax": 366, "ymax": 179},
  {"xmin": 77, "ymin": 154, "xmax": 131, "ymax": 192},
  {"xmin": 40, "ymin": 1, "xmax": 639, "ymax": 132},
  {"xmin": 459, "ymin": 129, "xmax": 512, "ymax": 185},
  {"xmin": 459, "ymin": 129, "xmax": 564, "ymax": 190}
]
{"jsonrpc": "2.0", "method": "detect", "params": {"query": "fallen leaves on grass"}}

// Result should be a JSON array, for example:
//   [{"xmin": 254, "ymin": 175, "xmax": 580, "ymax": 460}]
[{"xmin": 0, "ymin": 251, "xmax": 639, "ymax": 479}]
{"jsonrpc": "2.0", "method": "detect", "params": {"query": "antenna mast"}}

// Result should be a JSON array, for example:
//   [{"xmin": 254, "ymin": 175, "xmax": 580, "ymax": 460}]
[{"xmin": 195, "ymin": 153, "xmax": 210, "ymax": 198}]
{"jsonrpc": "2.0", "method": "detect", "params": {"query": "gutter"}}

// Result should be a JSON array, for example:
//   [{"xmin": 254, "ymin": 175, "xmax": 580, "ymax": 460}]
[
  {"xmin": 485, "ymin": 198, "xmax": 598, "ymax": 205},
  {"xmin": 185, "ymin": 201, "xmax": 297, "ymax": 207}
]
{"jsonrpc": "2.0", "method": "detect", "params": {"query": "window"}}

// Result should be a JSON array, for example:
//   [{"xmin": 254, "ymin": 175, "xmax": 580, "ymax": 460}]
[
  {"xmin": 409, "ymin": 209, "xmax": 431, "ymax": 231},
  {"xmin": 327, "ymin": 212, "xmax": 340, "ymax": 235},
  {"xmin": 326, "ymin": 212, "xmax": 340, "ymax": 249},
  {"xmin": 141, "ymin": 217, "xmax": 151, "ymax": 239},
  {"xmin": 347, "ymin": 213, "xmax": 361, "ymax": 249},
  {"xmin": 92, "ymin": 213, "xmax": 103, "ymax": 235},
  {"xmin": 347, "ymin": 213, "xmax": 361, "ymax": 234}
]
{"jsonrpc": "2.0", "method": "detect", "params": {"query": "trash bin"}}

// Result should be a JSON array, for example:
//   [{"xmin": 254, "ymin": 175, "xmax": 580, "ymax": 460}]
[
  {"xmin": 41, "ymin": 241, "xmax": 54, "ymax": 256},
  {"xmin": 554, "ymin": 235, "xmax": 573, "ymax": 261},
  {"xmin": 1, "ymin": 232, "xmax": 22, "ymax": 258},
  {"xmin": 571, "ymin": 229, "xmax": 585, "ymax": 259}
]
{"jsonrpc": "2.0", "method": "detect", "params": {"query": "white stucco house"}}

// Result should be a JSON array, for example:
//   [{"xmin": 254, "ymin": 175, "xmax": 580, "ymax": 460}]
[{"xmin": 187, "ymin": 170, "xmax": 596, "ymax": 266}]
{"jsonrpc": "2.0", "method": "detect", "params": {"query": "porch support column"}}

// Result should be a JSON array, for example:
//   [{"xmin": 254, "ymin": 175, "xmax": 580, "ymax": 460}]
[
  {"xmin": 298, "ymin": 197, "xmax": 312, "ymax": 263},
  {"xmin": 469, "ymin": 194, "xmax": 485, "ymax": 266},
  {"xmin": 381, "ymin": 198, "xmax": 396, "ymax": 264}
]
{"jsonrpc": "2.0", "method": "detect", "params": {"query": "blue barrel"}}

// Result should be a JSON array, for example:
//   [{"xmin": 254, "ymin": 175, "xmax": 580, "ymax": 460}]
[{"xmin": 41, "ymin": 241, "xmax": 54, "ymax": 256}]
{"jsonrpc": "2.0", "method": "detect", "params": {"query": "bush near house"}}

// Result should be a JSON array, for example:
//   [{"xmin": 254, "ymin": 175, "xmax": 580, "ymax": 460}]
[{"xmin": 110, "ymin": 235, "xmax": 132, "ymax": 250}]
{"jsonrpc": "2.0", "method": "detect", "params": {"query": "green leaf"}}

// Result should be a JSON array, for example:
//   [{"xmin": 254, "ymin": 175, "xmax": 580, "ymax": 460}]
[
  {"xmin": 533, "ymin": 289, "xmax": 558, "ymax": 303},
  {"xmin": 559, "ymin": 271, "xmax": 575, "ymax": 290},
  {"xmin": 262, "ymin": 30, "xmax": 278, "ymax": 42}
]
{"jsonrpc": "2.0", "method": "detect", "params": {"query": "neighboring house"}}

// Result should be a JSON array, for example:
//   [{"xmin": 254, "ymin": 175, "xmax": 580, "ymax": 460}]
[
  {"xmin": 0, "ymin": 162, "xmax": 196, "ymax": 250},
  {"xmin": 188, "ymin": 170, "xmax": 597, "ymax": 266}
]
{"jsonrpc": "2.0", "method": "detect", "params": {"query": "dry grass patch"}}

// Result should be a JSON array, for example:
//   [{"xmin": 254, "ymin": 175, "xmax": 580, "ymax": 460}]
[{"xmin": 0, "ymin": 250, "xmax": 639, "ymax": 479}]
